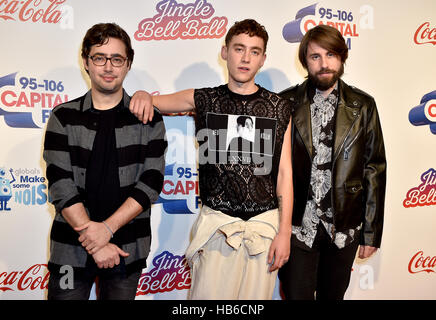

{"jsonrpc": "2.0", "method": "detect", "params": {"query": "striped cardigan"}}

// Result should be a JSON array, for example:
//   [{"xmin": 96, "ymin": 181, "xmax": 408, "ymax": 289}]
[{"xmin": 43, "ymin": 90, "xmax": 167, "ymax": 274}]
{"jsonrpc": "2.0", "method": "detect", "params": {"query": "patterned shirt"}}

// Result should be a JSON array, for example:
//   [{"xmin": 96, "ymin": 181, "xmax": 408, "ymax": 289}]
[
  {"xmin": 292, "ymin": 86, "xmax": 361, "ymax": 249},
  {"xmin": 194, "ymin": 85, "xmax": 291, "ymax": 220}
]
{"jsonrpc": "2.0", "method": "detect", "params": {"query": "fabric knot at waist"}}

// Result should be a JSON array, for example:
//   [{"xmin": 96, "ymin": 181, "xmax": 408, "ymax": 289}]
[
  {"xmin": 219, "ymin": 219, "xmax": 277, "ymax": 256},
  {"xmin": 185, "ymin": 205, "xmax": 279, "ymax": 264}
]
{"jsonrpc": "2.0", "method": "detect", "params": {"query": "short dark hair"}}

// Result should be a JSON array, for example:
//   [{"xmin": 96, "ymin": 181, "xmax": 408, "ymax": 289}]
[
  {"xmin": 298, "ymin": 25, "xmax": 348, "ymax": 69},
  {"xmin": 81, "ymin": 23, "xmax": 134, "ymax": 67},
  {"xmin": 236, "ymin": 115, "xmax": 253, "ymax": 127},
  {"xmin": 225, "ymin": 19, "xmax": 269, "ymax": 52}
]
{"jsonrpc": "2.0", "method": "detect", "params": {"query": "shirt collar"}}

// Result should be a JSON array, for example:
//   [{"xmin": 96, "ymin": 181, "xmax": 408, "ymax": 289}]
[{"xmin": 314, "ymin": 82, "xmax": 339, "ymax": 101}]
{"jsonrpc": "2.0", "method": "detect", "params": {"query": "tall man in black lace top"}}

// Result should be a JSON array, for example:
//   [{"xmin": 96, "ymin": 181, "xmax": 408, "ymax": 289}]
[
  {"xmin": 278, "ymin": 25, "xmax": 386, "ymax": 300},
  {"xmin": 129, "ymin": 19, "xmax": 293, "ymax": 299}
]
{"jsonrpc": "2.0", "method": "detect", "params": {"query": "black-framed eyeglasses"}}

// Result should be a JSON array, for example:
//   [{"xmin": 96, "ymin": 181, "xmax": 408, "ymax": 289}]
[{"xmin": 88, "ymin": 54, "xmax": 128, "ymax": 67}]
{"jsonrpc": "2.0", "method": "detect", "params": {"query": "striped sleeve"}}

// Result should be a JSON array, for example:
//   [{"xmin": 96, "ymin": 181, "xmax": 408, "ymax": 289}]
[
  {"xmin": 130, "ymin": 111, "xmax": 167, "ymax": 210},
  {"xmin": 43, "ymin": 109, "xmax": 82, "ymax": 213}
]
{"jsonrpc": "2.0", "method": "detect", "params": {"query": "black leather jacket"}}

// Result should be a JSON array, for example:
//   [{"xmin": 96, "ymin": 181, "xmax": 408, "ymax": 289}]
[{"xmin": 280, "ymin": 79, "xmax": 386, "ymax": 247}]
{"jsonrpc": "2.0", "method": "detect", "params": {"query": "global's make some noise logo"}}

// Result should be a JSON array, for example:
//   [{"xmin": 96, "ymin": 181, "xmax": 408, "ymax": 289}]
[
  {"xmin": 136, "ymin": 251, "xmax": 190, "ymax": 296},
  {"xmin": 0, "ymin": 167, "xmax": 48, "ymax": 211},
  {"xmin": 0, "ymin": 72, "xmax": 68, "ymax": 128},
  {"xmin": 134, "ymin": 0, "xmax": 227, "ymax": 41},
  {"xmin": 0, "ymin": 0, "xmax": 65, "ymax": 23},
  {"xmin": 403, "ymin": 168, "xmax": 436, "ymax": 208}
]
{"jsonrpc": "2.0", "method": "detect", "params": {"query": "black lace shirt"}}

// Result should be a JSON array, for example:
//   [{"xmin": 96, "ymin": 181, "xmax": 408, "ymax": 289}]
[{"xmin": 194, "ymin": 85, "xmax": 291, "ymax": 220}]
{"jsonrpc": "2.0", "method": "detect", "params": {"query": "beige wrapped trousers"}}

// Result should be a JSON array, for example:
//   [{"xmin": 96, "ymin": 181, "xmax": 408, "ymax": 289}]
[{"xmin": 185, "ymin": 205, "xmax": 279, "ymax": 300}]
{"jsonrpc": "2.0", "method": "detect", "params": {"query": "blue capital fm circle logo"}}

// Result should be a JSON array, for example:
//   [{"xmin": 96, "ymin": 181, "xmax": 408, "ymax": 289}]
[
  {"xmin": 281, "ymin": 2, "xmax": 375, "ymax": 50},
  {"xmin": 0, "ymin": 72, "xmax": 68, "ymax": 129},
  {"xmin": 157, "ymin": 163, "xmax": 200, "ymax": 214},
  {"xmin": 409, "ymin": 91, "xmax": 436, "ymax": 135}
]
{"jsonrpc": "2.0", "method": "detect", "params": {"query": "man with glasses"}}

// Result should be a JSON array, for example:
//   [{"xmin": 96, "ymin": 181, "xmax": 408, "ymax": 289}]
[{"xmin": 43, "ymin": 23, "xmax": 167, "ymax": 300}]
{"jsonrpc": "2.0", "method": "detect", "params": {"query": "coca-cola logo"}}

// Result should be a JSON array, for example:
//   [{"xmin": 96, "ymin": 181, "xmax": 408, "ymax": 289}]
[
  {"xmin": 0, "ymin": 264, "xmax": 49, "ymax": 292},
  {"xmin": 136, "ymin": 251, "xmax": 190, "ymax": 296},
  {"xmin": 408, "ymin": 251, "xmax": 436, "ymax": 274},
  {"xmin": 0, "ymin": 0, "xmax": 65, "ymax": 24},
  {"xmin": 414, "ymin": 22, "xmax": 436, "ymax": 45},
  {"xmin": 134, "ymin": 0, "xmax": 227, "ymax": 41}
]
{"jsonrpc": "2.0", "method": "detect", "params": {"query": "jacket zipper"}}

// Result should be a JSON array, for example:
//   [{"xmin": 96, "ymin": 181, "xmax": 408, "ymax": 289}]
[
  {"xmin": 330, "ymin": 110, "xmax": 360, "ymax": 242},
  {"xmin": 343, "ymin": 128, "xmax": 363, "ymax": 160}
]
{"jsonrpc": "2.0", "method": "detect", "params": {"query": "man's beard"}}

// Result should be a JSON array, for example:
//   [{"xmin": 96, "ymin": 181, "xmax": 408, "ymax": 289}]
[{"xmin": 308, "ymin": 64, "xmax": 344, "ymax": 91}]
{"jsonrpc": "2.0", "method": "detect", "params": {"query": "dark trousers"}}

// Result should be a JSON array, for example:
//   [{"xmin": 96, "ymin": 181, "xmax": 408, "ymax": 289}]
[
  {"xmin": 279, "ymin": 225, "xmax": 359, "ymax": 300},
  {"xmin": 47, "ymin": 261, "xmax": 141, "ymax": 300}
]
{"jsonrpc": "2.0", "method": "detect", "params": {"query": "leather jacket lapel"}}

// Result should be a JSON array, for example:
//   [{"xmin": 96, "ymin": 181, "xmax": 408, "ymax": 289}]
[
  {"xmin": 292, "ymin": 83, "xmax": 313, "ymax": 159},
  {"xmin": 333, "ymin": 80, "xmax": 361, "ymax": 161}
]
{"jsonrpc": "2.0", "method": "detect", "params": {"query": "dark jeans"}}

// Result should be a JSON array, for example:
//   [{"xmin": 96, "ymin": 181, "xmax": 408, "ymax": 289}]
[
  {"xmin": 47, "ymin": 261, "xmax": 141, "ymax": 300},
  {"xmin": 279, "ymin": 224, "xmax": 359, "ymax": 300}
]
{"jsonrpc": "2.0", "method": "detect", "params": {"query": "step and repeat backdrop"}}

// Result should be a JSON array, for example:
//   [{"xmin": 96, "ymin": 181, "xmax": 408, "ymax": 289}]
[{"xmin": 0, "ymin": 0, "xmax": 435, "ymax": 300}]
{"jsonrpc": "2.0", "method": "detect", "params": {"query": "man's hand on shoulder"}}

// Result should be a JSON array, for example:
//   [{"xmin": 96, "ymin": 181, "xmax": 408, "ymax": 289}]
[{"xmin": 130, "ymin": 90, "xmax": 154, "ymax": 124}]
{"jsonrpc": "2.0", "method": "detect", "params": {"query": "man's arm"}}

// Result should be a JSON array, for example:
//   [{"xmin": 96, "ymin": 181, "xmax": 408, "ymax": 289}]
[
  {"xmin": 358, "ymin": 246, "xmax": 378, "ymax": 259},
  {"xmin": 75, "ymin": 197, "xmax": 143, "ymax": 254},
  {"xmin": 61, "ymin": 203, "xmax": 90, "ymax": 231},
  {"xmin": 268, "ymin": 118, "xmax": 293, "ymax": 272},
  {"xmin": 64, "ymin": 202, "xmax": 131, "ymax": 267},
  {"xmin": 43, "ymin": 110, "xmax": 83, "ymax": 214},
  {"xmin": 92, "ymin": 243, "xmax": 130, "ymax": 269},
  {"xmin": 360, "ymin": 99, "xmax": 387, "ymax": 258},
  {"xmin": 43, "ymin": 110, "xmax": 98, "ymax": 245},
  {"xmin": 61, "ymin": 203, "xmax": 131, "ymax": 267},
  {"xmin": 76, "ymin": 111, "xmax": 168, "ymax": 254},
  {"xmin": 129, "ymin": 89, "xmax": 195, "ymax": 123}
]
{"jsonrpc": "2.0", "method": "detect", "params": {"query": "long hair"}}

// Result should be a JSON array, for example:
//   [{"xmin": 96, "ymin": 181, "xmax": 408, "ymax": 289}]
[{"xmin": 298, "ymin": 25, "xmax": 348, "ymax": 69}]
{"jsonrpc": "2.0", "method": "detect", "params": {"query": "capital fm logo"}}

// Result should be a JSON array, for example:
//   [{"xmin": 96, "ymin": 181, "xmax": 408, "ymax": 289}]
[
  {"xmin": 409, "ymin": 90, "xmax": 436, "ymax": 135},
  {"xmin": 414, "ymin": 22, "xmax": 436, "ymax": 46},
  {"xmin": 134, "ymin": 0, "xmax": 227, "ymax": 41},
  {"xmin": 0, "ymin": 0, "xmax": 66, "ymax": 24},
  {"xmin": 0, "ymin": 166, "xmax": 49, "ymax": 212},
  {"xmin": 0, "ymin": 72, "xmax": 68, "ymax": 129},
  {"xmin": 157, "ymin": 163, "xmax": 200, "ymax": 214},
  {"xmin": 136, "ymin": 251, "xmax": 190, "ymax": 296},
  {"xmin": 282, "ymin": 3, "xmax": 375, "ymax": 49}
]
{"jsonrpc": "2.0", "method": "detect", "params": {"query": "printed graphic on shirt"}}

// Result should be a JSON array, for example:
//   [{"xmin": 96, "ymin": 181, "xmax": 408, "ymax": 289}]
[{"xmin": 206, "ymin": 113, "xmax": 276, "ymax": 164}]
